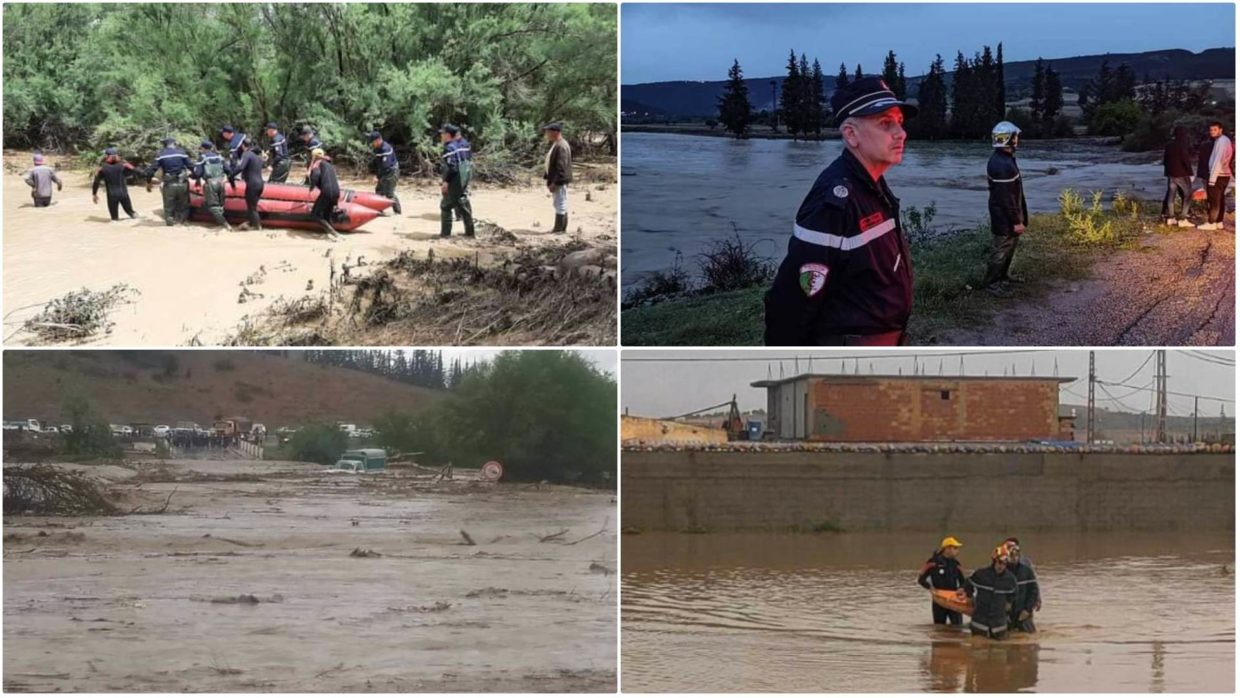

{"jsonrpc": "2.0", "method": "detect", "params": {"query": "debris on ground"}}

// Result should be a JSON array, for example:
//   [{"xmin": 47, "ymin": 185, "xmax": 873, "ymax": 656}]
[
  {"xmin": 465, "ymin": 587, "xmax": 509, "ymax": 598},
  {"xmin": 349, "ymin": 548, "xmax": 382, "ymax": 558},
  {"xmin": 588, "ymin": 562, "xmax": 614, "ymax": 575},
  {"xmin": 15, "ymin": 284, "xmax": 138, "ymax": 344},
  {"xmin": 459, "ymin": 530, "xmax": 477, "ymax": 546},
  {"xmin": 202, "ymin": 593, "xmax": 284, "ymax": 605},
  {"xmin": 3, "ymin": 465, "xmax": 118, "ymax": 515}
]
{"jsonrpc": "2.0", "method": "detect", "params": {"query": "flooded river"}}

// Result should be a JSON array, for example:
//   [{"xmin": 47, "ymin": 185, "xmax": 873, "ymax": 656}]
[
  {"xmin": 620, "ymin": 133, "xmax": 1165, "ymax": 289},
  {"xmin": 622, "ymin": 532, "xmax": 1234, "ymax": 692}
]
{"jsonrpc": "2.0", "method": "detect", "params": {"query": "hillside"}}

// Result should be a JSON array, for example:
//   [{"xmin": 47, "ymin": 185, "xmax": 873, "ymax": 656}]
[
  {"xmin": 3, "ymin": 351, "xmax": 444, "ymax": 428},
  {"xmin": 623, "ymin": 47, "xmax": 1235, "ymax": 118}
]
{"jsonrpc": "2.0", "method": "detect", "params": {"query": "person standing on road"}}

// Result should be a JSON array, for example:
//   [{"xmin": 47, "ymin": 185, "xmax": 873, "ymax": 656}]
[
  {"xmin": 764, "ymin": 77, "xmax": 917, "ymax": 346},
  {"xmin": 23, "ymin": 153, "xmax": 62, "ymax": 207},
  {"xmin": 368, "ymin": 130, "xmax": 403, "ymax": 215},
  {"xmin": 91, "ymin": 147, "xmax": 140, "ymax": 221},
  {"xmin": 144, "ymin": 137, "xmax": 194, "ymax": 226},
  {"xmin": 543, "ymin": 121, "xmax": 573, "ymax": 233},
  {"xmin": 1163, "ymin": 125, "xmax": 1196, "ymax": 227},
  {"xmin": 265, "ymin": 122, "xmax": 291, "ymax": 183},
  {"xmin": 439, "ymin": 124, "xmax": 475, "ymax": 238},
  {"xmin": 981, "ymin": 121, "xmax": 1029, "ymax": 296},
  {"xmin": 191, "ymin": 140, "xmax": 232, "ymax": 231},
  {"xmin": 227, "ymin": 137, "xmax": 265, "ymax": 230},
  {"xmin": 917, "ymin": 536, "xmax": 973, "ymax": 626},
  {"xmin": 1199, "ymin": 121, "xmax": 1233, "ymax": 231}
]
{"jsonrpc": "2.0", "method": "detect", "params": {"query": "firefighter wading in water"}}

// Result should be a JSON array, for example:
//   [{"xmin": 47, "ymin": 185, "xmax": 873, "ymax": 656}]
[
  {"xmin": 982, "ymin": 121, "xmax": 1029, "ymax": 295},
  {"xmin": 764, "ymin": 77, "xmax": 917, "ymax": 346}
]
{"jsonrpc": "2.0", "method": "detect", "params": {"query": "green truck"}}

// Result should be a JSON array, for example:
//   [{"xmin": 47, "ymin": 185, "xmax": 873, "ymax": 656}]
[{"xmin": 334, "ymin": 448, "xmax": 387, "ymax": 472}]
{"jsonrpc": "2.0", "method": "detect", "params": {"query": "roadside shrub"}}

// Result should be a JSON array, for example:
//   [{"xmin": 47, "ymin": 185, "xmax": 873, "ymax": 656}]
[
  {"xmin": 901, "ymin": 202, "xmax": 940, "ymax": 242},
  {"xmin": 696, "ymin": 231, "xmax": 774, "ymax": 292},
  {"xmin": 289, "ymin": 423, "xmax": 348, "ymax": 465},
  {"xmin": 3, "ymin": 465, "xmax": 118, "ymax": 515},
  {"xmin": 622, "ymin": 252, "xmax": 694, "ymax": 307},
  {"xmin": 1060, "ymin": 190, "xmax": 1117, "ymax": 244},
  {"xmin": 60, "ymin": 394, "xmax": 122, "ymax": 460},
  {"xmin": 1089, "ymin": 99, "xmax": 1143, "ymax": 137}
]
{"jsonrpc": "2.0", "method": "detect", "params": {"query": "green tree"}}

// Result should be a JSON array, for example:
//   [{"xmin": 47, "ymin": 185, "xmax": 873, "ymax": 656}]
[
  {"xmin": 289, "ymin": 423, "xmax": 349, "ymax": 465},
  {"xmin": 854, "ymin": 63, "xmax": 864, "ymax": 81},
  {"xmin": 882, "ymin": 50, "xmax": 900, "ymax": 94},
  {"xmin": 718, "ymin": 58, "xmax": 752, "ymax": 138},
  {"xmin": 780, "ymin": 49, "xmax": 802, "ymax": 136},
  {"xmin": 1029, "ymin": 58, "xmax": 1046, "ymax": 127},
  {"xmin": 836, "ymin": 62, "xmax": 850, "ymax": 92},
  {"xmin": 911, "ymin": 54, "xmax": 949, "ymax": 140},
  {"xmin": 60, "ymin": 394, "xmax": 122, "ymax": 460},
  {"xmin": 1041, "ymin": 66, "xmax": 1065, "ymax": 134},
  {"xmin": 809, "ymin": 58, "xmax": 826, "ymax": 136}
]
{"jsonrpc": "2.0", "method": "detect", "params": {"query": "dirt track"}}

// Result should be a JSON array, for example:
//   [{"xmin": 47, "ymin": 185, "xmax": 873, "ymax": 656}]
[
  {"xmin": 3, "ymin": 152, "xmax": 616, "ymax": 346},
  {"xmin": 3, "ymin": 459, "xmax": 617, "ymax": 692},
  {"xmin": 941, "ymin": 226, "xmax": 1235, "ymax": 346}
]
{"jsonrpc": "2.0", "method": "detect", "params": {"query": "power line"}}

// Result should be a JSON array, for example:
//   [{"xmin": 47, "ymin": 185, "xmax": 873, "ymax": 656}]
[
  {"xmin": 1097, "ymin": 380, "xmax": 1234, "ymax": 404},
  {"xmin": 1183, "ymin": 351, "xmax": 1236, "ymax": 367},
  {"xmin": 1113, "ymin": 350, "xmax": 1156, "ymax": 385}
]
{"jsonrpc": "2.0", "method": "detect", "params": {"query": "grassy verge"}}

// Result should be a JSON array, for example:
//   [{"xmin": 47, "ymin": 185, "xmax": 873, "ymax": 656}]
[{"xmin": 622, "ymin": 193, "xmax": 1174, "ymax": 346}]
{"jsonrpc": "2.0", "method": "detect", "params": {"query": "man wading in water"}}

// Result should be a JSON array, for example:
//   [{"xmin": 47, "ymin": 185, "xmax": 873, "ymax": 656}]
[
  {"xmin": 968, "ymin": 543, "xmax": 1019, "ymax": 640},
  {"xmin": 764, "ymin": 77, "xmax": 917, "ymax": 345}
]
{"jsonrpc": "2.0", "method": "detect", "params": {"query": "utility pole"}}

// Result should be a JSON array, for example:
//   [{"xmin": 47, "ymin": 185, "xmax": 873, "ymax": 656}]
[
  {"xmin": 1087, "ymin": 351, "xmax": 1096, "ymax": 444},
  {"xmin": 1193, "ymin": 396, "xmax": 1199, "ymax": 443},
  {"xmin": 1155, "ymin": 349, "xmax": 1168, "ymax": 444}
]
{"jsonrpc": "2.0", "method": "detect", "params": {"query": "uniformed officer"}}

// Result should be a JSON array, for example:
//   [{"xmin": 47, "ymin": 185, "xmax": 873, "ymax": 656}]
[
  {"xmin": 191, "ymin": 139, "xmax": 232, "ymax": 231},
  {"xmin": 265, "ymin": 122, "xmax": 291, "ymax": 183},
  {"xmin": 220, "ymin": 124, "xmax": 248, "ymax": 168},
  {"xmin": 982, "ymin": 121, "xmax": 1029, "ymax": 295},
  {"xmin": 368, "ymin": 130, "xmax": 403, "ymax": 215},
  {"xmin": 764, "ymin": 76, "xmax": 917, "ymax": 345},
  {"xmin": 144, "ymin": 137, "xmax": 194, "ymax": 226},
  {"xmin": 297, "ymin": 125, "xmax": 324, "ymax": 181},
  {"xmin": 439, "ymin": 124, "xmax": 475, "ymax": 237}
]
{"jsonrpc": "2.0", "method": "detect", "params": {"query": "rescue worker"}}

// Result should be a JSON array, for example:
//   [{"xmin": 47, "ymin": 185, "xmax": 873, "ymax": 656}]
[
  {"xmin": 764, "ymin": 77, "xmax": 917, "ymax": 345},
  {"xmin": 91, "ymin": 147, "xmax": 140, "ymax": 221},
  {"xmin": 144, "ymin": 137, "xmax": 194, "ymax": 226},
  {"xmin": 1004, "ymin": 538, "xmax": 1039, "ymax": 633},
  {"xmin": 265, "ymin": 122, "xmax": 291, "ymax": 183},
  {"xmin": 297, "ymin": 126, "xmax": 324, "ymax": 181},
  {"xmin": 542, "ymin": 121, "xmax": 573, "ymax": 232},
  {"xmin": 968, "ymin": 543, "xmax": 1018, "ymax": 640},
  {"xmin": 1163, "ymin": 125, "xmax": 1196, "ymax": 227},
  {"xmin": 368, "ymin": 130, "xmax": 402, "ymax": 215},
  {"xmin": 981, "ymin": 121, "xmax": 1029, "ymax": 295},
  {"xmin": 220, "ymin": 124, "xmax": 248, "ymax": 168},
  {"xmin": 1200, "ymin": 120, "xmax": 1233, "ymax": 231},
  {"xmin": 191, "ymin": 139, "xmax": 232, "ymax": 231},
  {"xmin": 307, "ymin": 148, "xmax": 342, "ymax": 237},
  {"xmin": 227, "ymin": 137, "xmax": 265, "ymax": 230},
  {"xmin": 917, "ymin": 536, "xmax": 972, "ymax": 625},
  {"xmin": 439, "ymin": 124, "xmax": 475, "ymax": 238},
  {"xmin": 23, "ymin": 153, "xmax": 62, "ymax": 207}
]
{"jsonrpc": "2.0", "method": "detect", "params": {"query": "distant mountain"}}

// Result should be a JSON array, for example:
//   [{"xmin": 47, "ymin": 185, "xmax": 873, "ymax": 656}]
[{"xmin": 623, "ymin": 47, "xmax": 1235, "ymax": 119}]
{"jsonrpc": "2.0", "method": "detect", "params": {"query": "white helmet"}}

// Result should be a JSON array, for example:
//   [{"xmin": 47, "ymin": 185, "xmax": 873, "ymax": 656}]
[{"xmin": 992, "ymin": 121, "xmax": 1021, "ymax": 149}]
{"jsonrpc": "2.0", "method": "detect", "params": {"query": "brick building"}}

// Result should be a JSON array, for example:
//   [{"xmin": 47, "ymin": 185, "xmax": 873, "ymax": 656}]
[{"xmin": 752, "ymin": 374, "xmax": 1075, "ymax": 442}]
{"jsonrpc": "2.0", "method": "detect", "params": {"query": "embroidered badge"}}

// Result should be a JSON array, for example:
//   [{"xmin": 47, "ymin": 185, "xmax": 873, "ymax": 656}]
[
  {"xmin": 798, "ymin": 263, "xmax": 829, "ymax": 297},
  {"xmin": 832, "ymin": 185, "xmax": 849, "ymax": 198},
  {"xmin": 859, "ymin": 211, "xmax": 884, "ymax": 231}
]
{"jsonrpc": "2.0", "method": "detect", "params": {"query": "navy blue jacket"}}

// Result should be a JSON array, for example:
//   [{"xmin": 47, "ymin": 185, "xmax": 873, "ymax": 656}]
[
  {"xmin": 268, "ymin": 132, "xmax": 289, "ymax": 164},
  {"xmin": 146, "ymin": 146, "xmax": 193, "ymax": 180}
]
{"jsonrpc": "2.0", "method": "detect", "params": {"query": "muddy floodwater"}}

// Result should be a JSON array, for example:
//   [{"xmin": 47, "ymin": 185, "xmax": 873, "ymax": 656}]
[
  {"xmin": 620, "ymin": 133, "xmax": 1166, "ymax": 289},
  {"xmin": 622, "ymin": 532, "xmax": 1234, "ymax": 692},
  {"xmin": 4, "ymin": 460, "xmax": 616, "ymax": 692}
]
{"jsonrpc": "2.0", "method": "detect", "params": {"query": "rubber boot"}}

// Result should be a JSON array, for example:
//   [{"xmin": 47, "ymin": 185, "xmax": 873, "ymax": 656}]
[
  {"xmin": 562, "ymin": 214, "xmax": 569, "ymax": 233},
  {"xmin": 552, "ymin": 213, "xmax": 566, "ymax": 233},
  {"xmin": 440, "ymin": 208, "xmax": 452, "ymax": 238}
]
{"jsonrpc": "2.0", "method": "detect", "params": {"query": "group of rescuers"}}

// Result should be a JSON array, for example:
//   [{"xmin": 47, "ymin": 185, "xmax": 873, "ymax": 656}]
[
  {"xmin": 26, "ymin": 121, "xmax": 574, "ymax": 237},
  {"xmin": 918, "ymin": 536, "xmax": 1040, "ymax": 641},
  {"xmin": 762, "ymin": 77, "xmax": 1234, "ymax": 346}
]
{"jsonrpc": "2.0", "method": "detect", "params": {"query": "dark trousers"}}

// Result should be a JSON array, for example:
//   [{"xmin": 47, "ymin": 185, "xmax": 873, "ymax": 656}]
[
  {"xmin": 982, "ymin": 233, "xmax": 1020, "ymax": 287},
  {"xmin": 932, "ymin": 603, "xmax": 963, "ymax": 625},
  {"xmin": 107, "ymin": 192, "xmax": 135, "ymax": 220},
  {"xmin": 268, "ymin": 159, "xmax": 290, "ymax": 183},
  {"xmin": 377, "ymin": 168, "xmax": 402, "ymax": 214},
  {"xmin": 244, "ymin": 182, "xmax": 264, "ymax": 228},
  {"xmin": 1207, "ymin": 176, "xmax": 1230, "ymax": 223},
  {"xmin": 1009, "ymin": 616, "xmax": 1037, "ymax": 633},
  {"xmin": 1162, "ymin": 176, "xmax": 1193, "ymax": 219},
  {"xmin": 440, "ymin": 179, "xmax": 475, "ymax": 236},
  {"xmin": 33, "ymin": 196, "xmax": 51, "ymax": 207}
]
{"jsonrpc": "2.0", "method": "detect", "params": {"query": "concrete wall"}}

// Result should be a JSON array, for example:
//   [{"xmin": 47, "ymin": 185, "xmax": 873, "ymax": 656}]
[{"xmin": 622, "ymin": 451, "xmax": 1234, "ymax": 532}]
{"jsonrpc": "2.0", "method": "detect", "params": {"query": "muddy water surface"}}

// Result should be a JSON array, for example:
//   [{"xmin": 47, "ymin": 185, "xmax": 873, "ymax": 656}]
[
  {"xmin": 622, "ymin": 532, "xmax": 1234, "ymax": 692},
  {"xmin": 621, "ymin": 133, "xmax": 1166, "ymax": 288}
]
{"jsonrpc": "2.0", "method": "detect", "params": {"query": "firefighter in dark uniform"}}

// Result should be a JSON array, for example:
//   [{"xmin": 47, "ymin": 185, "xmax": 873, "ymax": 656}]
[
  {"xmin": 917, "ymin": 536, "xmax": 972, "ymax": 625},
  {"xmin": 968, "ymin": 543, "xmax": 1019, "ymax": 640},
  {"xmin": 764, "ymin": 77, "xmax": 917, "ymax": 346},
  {"xmin": 191, "ymin": 139, "xmax": 232, "ymax": 231},
  {"xmin": 220, "ymin": 124, "xmax": 248, "ymax": 169},
  {"xmin": 144, "ymin": 137, "xmax": 194, "ymax": 226},
  {"xmin": 439, "ymin": 123, "xmax": 475, "ymax": 237},
  {"xmin": 368, "ymin": 130, "xmax": 403, "ymax": 215},
  {"xmin": 1004, "ymin": 538, "xmax": 1040, "ymax": 633},
  {"xmin": 265, "ymin": 122, "xmax": 291, "ymax": 183},
  {"xmin": 982, "ymin": 121, "xmax": 1029, "ymax": 295}
]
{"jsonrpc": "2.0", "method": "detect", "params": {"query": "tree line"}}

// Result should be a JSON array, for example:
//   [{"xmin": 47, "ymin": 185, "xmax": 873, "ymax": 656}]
[
  {"xmin": 2, "ymin": 3, "xmax": 616, "ymax": 174},
  {"xmin": 293, "ymin": 349, "xmax": 479, "ymax": 391}
]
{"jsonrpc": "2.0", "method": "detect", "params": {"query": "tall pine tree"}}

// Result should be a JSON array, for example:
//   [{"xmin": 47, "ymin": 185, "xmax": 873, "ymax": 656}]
[
  {"xmin": 836, "ymin": 62, "xmax": 850, "ymax": 91},
  {"xmin": 780, "ymin": 49, "xmax": 802, "ymax": 137},
  {"xmin": 718, "ymin": 58, "xmax": 752, "ymax": 138},
  {"xmin": 912, "ymin": 54, "xmax": 948, "ymax": 140},
  {"xmin": 810, "ymin": 58, "xmax": 826, "ymax": 136}
]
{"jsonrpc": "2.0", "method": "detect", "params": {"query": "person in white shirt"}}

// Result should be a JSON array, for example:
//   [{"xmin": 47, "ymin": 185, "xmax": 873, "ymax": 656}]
[{"xmin": 1200, "ymin": 120, "xmax": 1233, "ymax": 231}]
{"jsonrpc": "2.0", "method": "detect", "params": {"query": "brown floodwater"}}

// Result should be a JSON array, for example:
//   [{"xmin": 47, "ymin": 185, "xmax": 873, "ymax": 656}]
[{"xmin": 622, "ymin": 533, "xmax": 1234, "ymax": 692}]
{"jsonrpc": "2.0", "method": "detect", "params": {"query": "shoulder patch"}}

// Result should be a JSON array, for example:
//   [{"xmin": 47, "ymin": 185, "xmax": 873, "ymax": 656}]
[
  {"xmin": 798, "ymin": 263, "xmax": 829, "ymax": 297},
  {"xmin": 833, "ymin": 185, "xmax": 849, "ymax": 198}
]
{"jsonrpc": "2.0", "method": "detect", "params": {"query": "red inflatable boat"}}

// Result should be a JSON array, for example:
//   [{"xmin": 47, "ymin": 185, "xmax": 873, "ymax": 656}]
[
  {"xmin": 187, "ymin": 193, "xmax": 381, "ymax": 232},
  {"xmin": 216, "ymin": 180, "xmax": 394, "ymax": 212}
]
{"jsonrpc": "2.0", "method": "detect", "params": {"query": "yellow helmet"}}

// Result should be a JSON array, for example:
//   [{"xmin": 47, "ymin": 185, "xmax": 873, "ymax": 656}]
[
  {"xmin": 940, "ymin": 536, "xmax": 963, "ymax": 549},
  {"xmin": 993, "ymin": 542, "xmax": 1014, "ymax": 561},
  {"xmin": 310, "ymin": 148, "xmax": 326, "ymax": 160}
]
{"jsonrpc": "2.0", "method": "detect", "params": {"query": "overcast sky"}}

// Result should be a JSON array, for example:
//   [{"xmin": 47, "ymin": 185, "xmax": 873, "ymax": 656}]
[
  {"xmin": 621, "ymin": 350, "xmax": 1234, "ymax": 418},
  {"xmin": 622, "ymin": 3, "xmax": 1236, "ymax": 84}
]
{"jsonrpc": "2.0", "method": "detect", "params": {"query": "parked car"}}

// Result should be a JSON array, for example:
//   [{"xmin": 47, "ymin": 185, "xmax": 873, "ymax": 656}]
[
  {"xmin": 154, "ymin": 425, "xmax": 171, "ymax": 438},
  {"xmin": 43, "ymin": 425, "xmax": 60, "ymax": 434},
  {"xmin": 3, "ymin": 421, "xmax": 25, "ymax": 432},
  {"xmin": 59, "ymin": 424, "xmax": 73, "ymax": 433}
]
